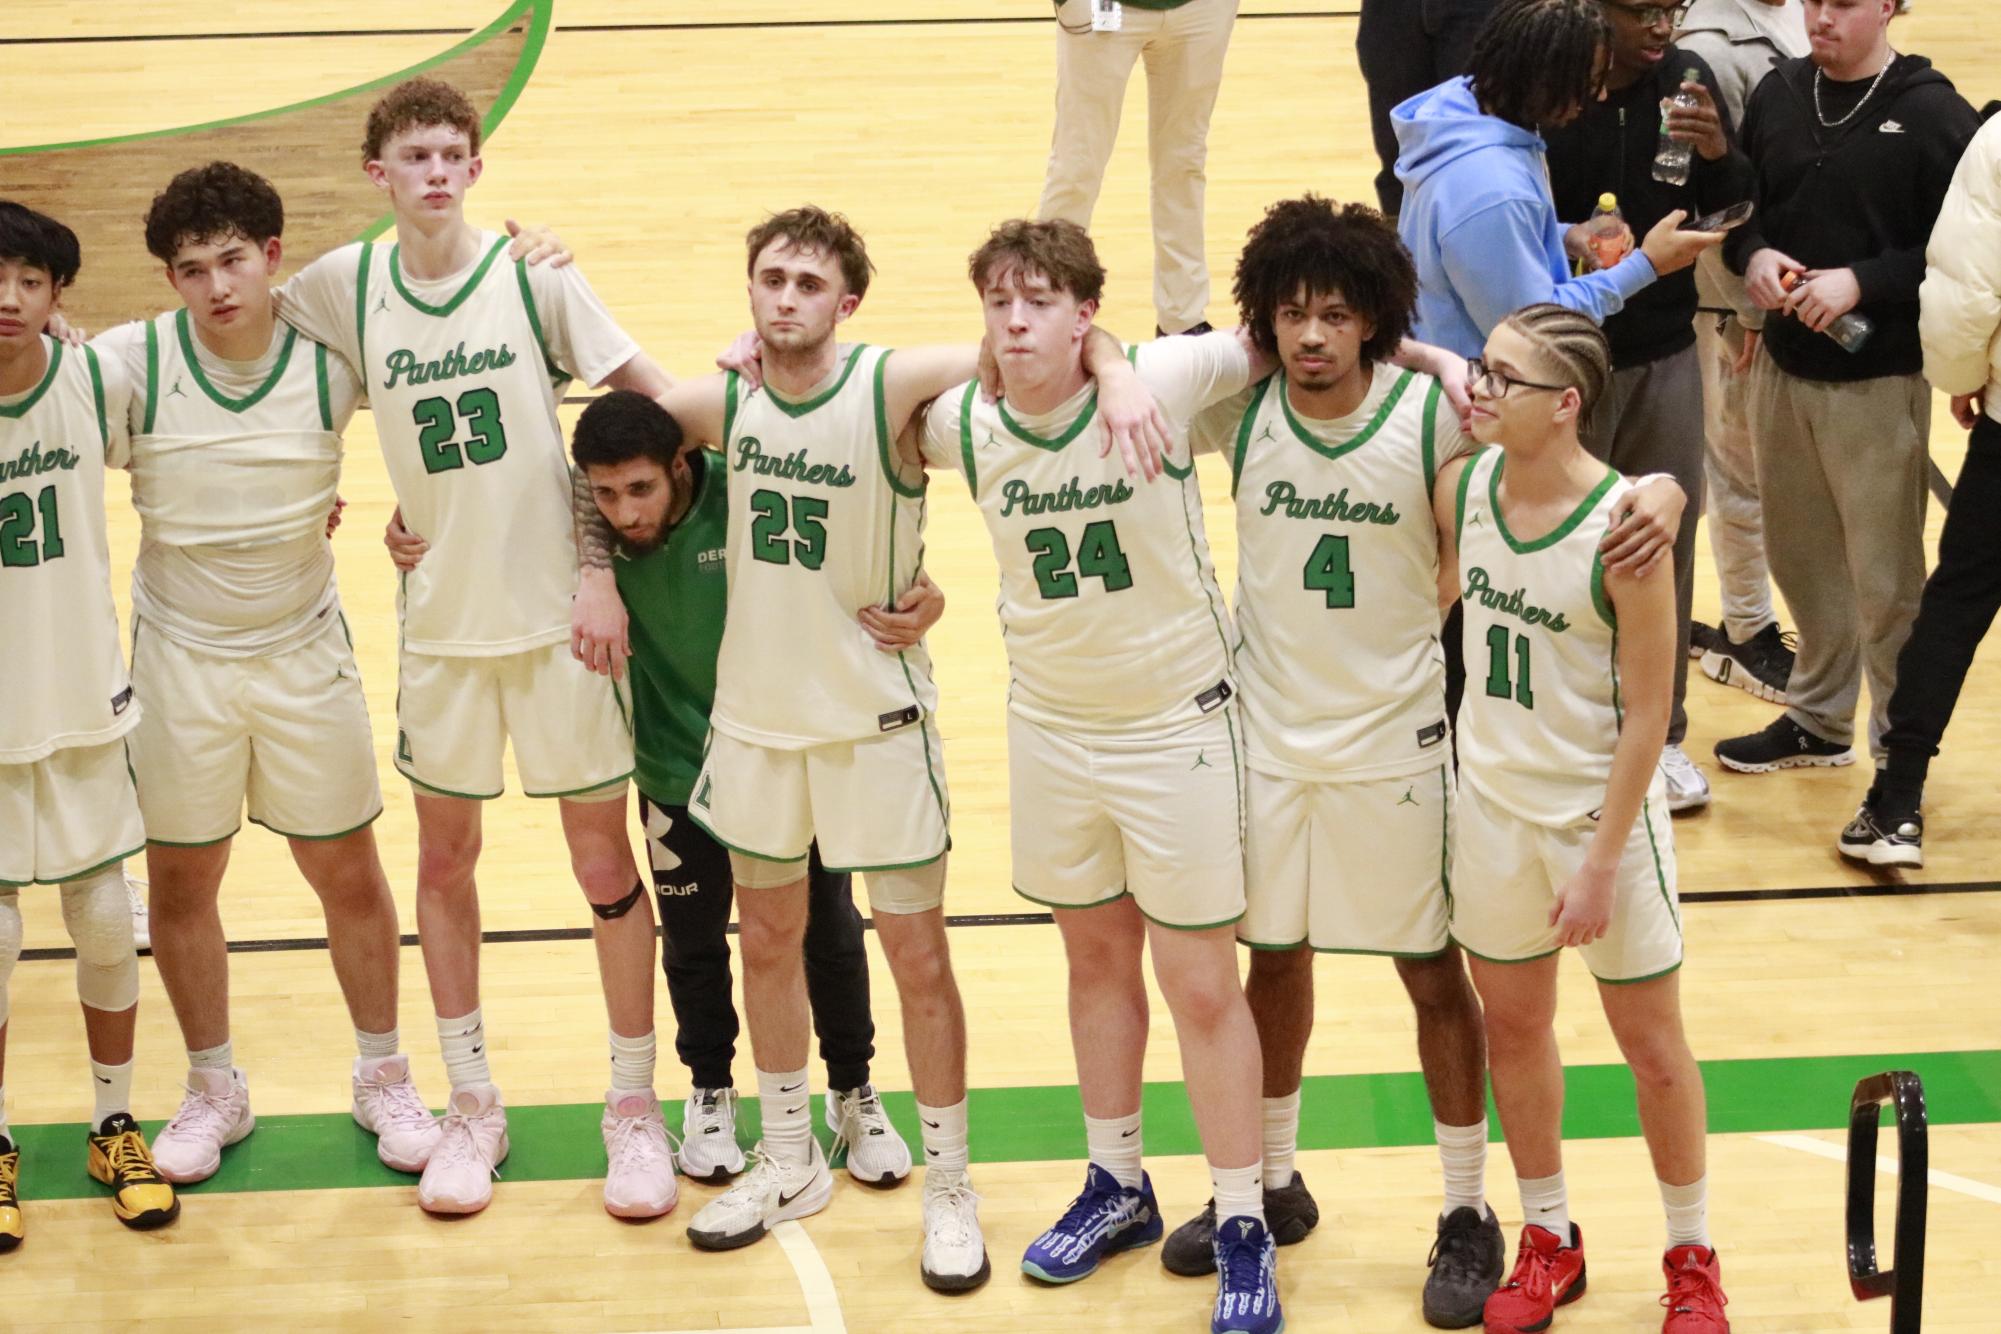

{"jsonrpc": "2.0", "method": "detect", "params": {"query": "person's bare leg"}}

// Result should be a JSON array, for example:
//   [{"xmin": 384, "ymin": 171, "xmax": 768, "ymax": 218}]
[
  {"xmin": 289, "ymin": 828, "xmax": 400, "ymax": 1034},
  {"xmin": 1146, "ymin": 922, "xmax": 1261, "ymax": 1171},
  {"xmin": 736, "ymin": 877, "xmax": 812, "ymax": 1071},
  {"xmin": 412, "ymin": 793, "xmax": 483, "ymax": 1019},
  {"xmin": 1598, "ymin": 973, "xmax": 1706, "ymax": 1188},
  {"xmin": 144, "ymin": 841, "xmax": 233, "ymax": 1052},
  {"xmin": 870, "ymin": 908, "xmax": 966, "ymax": 1106},
  {"xmin": 1244, "ymin": 945, "xmax": 1312, "ymax": 1098},
  {"xmin": 1466, "ymin": 955, "xmax": 1563, "ymax": 1180},
  {"xmin": 1396, "ymin": 947, "xmax": 1489, "ymax": 1126},
  {"xmin": 1054, "ymin": 901, "xmax": 1149, "ymax": 1118},
  {"xmin": 559, "ymin": 795, "xmax": 654, "ymax": 1040}
]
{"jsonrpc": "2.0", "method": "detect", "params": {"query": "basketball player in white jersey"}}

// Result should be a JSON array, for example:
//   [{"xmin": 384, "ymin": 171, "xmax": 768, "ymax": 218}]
[
  {"xmin": 0, "ymin": 201, "xmax": 178, "ymax": 1242},
  {"xmin": 83, "ymin": 163, "xmax": 441, "ymax": 1187},
  {"xmin": 910, "ymin": 218, "xmax": 1284, "ymax": 1334},
  {"xmin": 559, "ymin": 204, "xmax": 1162, "ymax": 1290},
  {"xmin": 272, "ymin": 79, "xmax": 680, "ymax": 1217},
  {"xmin": 1433, "ymin": 305, "xmax": 1727, "ymax": 1334}
]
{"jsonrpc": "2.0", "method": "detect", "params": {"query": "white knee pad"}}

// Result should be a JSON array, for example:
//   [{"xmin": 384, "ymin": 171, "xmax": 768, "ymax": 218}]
[
  {"xmin": 729, "ymin": 851, "xmax": 809, "ymax": 890},
  {"xmin": 0, "ymin": 888, "xmax": 21, "ymax": 1029},
  {"xmin": 60, "ymin": 869, "xmax": 139, "ymax": 1012}
]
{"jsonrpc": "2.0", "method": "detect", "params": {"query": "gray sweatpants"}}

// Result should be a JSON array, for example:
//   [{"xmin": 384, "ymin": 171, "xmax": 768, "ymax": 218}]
[
  {"xmin": 1697, "ymin": 316, "xmax": 1779, "ymax": 644},
  {"xmin": 1582, "ymin": 345, "xmax": 1707, "ymax": 747},
  {"xmin": 1748, "ymin": 361, "xmax": 1930, "ymax": 756}
]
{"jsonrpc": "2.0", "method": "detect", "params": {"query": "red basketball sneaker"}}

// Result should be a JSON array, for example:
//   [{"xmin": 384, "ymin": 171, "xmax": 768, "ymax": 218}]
[
  {"xmin": 1483, "ymin": 1223, "xmax": 1587, "ymax": 1333},
  {"xmin": 1660, "ymin": 1245, "xmax": 1730, "ymax": 1332}
]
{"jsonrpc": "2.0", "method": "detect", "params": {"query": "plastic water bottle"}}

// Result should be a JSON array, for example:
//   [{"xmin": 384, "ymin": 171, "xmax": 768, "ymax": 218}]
[
  {"xmin": 1653, "ymin": 68, "xmax": 1701, "ymax": 186},
  {"xmin": 1780, "ymin": 271, "xmax": 1875, "ymax": 353},
  {"xmin": 1580, "ymin": 194, "xmax": 1633, "ymax": 272}
]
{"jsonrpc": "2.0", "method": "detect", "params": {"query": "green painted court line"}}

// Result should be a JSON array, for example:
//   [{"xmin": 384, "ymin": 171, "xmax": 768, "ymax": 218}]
[{"xmin": 12, "ymin": 1049, "xmax": 1998, "ymax": 1203}]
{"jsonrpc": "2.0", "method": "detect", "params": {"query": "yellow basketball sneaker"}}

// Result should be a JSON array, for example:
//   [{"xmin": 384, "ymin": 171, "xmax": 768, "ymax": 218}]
[
  {"xmin": 87, "ymin": 1113, "xmax": 179, "ymax": 1229},
  {"xmin": 0, "ymin": 1135, "xmax": 22, "ymax": 1252}
]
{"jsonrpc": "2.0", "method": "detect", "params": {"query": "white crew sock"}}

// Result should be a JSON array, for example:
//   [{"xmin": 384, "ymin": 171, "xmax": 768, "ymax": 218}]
[
  {"xmin": 1262, "ymin": 1091, "xmax": 1300, "ymax": 1190},
  {"xmin": 187, "ymin": 1039, "xmax": 233, "ymax": 1073},
  {"xmin": 354, "ymin": 1026, "xmax": 399, "ymax": 1061},
  {"xmin": 91, "ymin": 1056, "xmax": 134, "ymax": 1124},
  {"xmin": 1211, "ymin": 1161, "xmax": 1267, "ymax": 1227},
  {"xmin": 1660, "ymin": 1175, "xmax": 1711, "ymax": 1249},
  {"xmin": 609, "ymin": 1028, "xmax": 657, "ymax": 1093},
  {"xmin": 1518, "ymin": 1170, "xmax": 1571, "ymax": 1243},
  {"xmin": 437, "ymin": 1008, "xmax": 491, "ymax": 1090},
  {"xmin": 1436, "ymin": 1118, "xmax": 1489, "ymax": 1216},
  {"xmin": 1084, "ymin": 1110, "xmax": 1144, "ymax": 1190},
  {"xmin": 757, "ymin": 1065, "xmax": 813, "ymax": 1165},
  {"xmin": 916, "ymin": 1096, "xmax": 970, "ymax": 1186}
]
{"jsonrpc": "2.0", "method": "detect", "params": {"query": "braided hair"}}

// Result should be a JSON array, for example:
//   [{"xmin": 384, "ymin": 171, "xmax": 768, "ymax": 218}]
[
  {"xmin": 1466, "ymin": 0, "xmax": 1610, "ymax": 130},
  {"xmin": 1501, "ymin": 304, "xmax": 1611, "ymax": 418}
]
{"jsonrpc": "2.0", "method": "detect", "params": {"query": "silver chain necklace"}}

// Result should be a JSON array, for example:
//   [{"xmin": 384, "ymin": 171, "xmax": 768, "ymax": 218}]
[{"xmin": 1814, "ymin": 56, "xmax": 1893, "ymax": 128}]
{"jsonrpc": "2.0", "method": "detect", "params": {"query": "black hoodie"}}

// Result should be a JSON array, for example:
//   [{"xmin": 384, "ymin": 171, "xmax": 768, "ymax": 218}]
[
  {"xmin": 1545, "ymin": 47, "xmax": 1754, "ymax": 368},
  {"xmin": 1725, "ymin": 53, "xmax": 1980, "ymax": 383}
]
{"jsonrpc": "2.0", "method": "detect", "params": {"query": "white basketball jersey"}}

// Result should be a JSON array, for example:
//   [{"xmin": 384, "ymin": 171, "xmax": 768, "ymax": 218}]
[
  {"xmin": 1229, "ymin": 367, "xmax": 1453, "ymax": 780},
  {"xmin": 938, "ymin": 368, "xmax": 1236, "ymax": 736},
  {"xmin": 0, "ymin": 338, "xmax": 138, "ymax": 763},
  {"xmin": 352, "ymin": 233, "xmax": 577, "ymax": 656},
  {"xmin": 128, "ymin": 310, "xmax": 344, "ymax": 656},
  {"xmin": 1454, "ymin": 447, "xmax": 1639, "ymax": 825},
  {"xmin": 706, "ymin": 346, "xmax": 937, "ymax": 749}
]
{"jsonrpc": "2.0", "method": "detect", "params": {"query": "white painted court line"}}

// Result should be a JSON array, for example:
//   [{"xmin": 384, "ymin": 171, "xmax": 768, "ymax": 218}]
[
  {"xmin": 1758, "ymin": 1132, "xmax": 2001, "ymax": 1206},
  {"xmin": 642, "ymin": 1219, "xmax": 848, "ymax": 1334}
]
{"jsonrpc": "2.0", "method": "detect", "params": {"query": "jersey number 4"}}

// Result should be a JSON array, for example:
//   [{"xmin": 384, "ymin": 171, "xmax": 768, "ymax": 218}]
[
  {"xmin": 1026, "ymin": 521, "xmax": 1132, "ymax": 599},
  {"xmin": 1302, "ymin": 533, "xmax": 1356, "ymax": 608},
  {"xmin": 413, "ymin": 388, "xmax": 508, "ymax": 474},
  {"xmin": 0, "ymin": 486, "xmax": 65, "ymax": 567},
  {"xmin": 1483, "ymin": 624, "xmax": 1535, "ymax": 709},
  {"xmin": 750, "ymin": 489, "xmax": 829, "ymax": 569}
]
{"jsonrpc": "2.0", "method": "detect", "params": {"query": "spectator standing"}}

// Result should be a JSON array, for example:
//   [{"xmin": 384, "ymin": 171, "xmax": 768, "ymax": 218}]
[
  {"xmin": 1544, "ymin": 0, "xmax": 1757, "ymax": 813},
  {"xmin": 1038, "ymin": 0, "xmax": 1239, "ymax": 335},
  {"xmin": 1839, "ymin": 109, "xmax": 2001, "ymax": 869},
  {"xmin": 1675, "ymin": 0, "xmax": 1807, "ymax": 707},
  {"xmin": 1357, "ymin": 0, "xmax": 1500, "ymax": 220},
  {"xmin": 1716, "ymin": 0, "xmax": 1980, "ymax": 777}
]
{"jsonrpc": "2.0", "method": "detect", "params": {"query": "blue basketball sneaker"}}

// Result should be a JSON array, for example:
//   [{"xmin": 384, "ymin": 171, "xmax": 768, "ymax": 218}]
[
  {"xmin": 1212, "ymin": 1214, "xmax": 1282, "ymax": 1334},
  {"xmin": 1020, "ymin": 1164, "xmax": 1163, "ymax": 1283}
]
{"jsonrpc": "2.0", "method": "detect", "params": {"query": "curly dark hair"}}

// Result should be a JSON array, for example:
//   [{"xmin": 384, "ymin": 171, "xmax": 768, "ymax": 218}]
[
  {"xmin": 0, "ymin": 201, "xmax": 81, "ymax": 287},
  {"xmin": 363, "ymin": 77, "xmax": 482, "ymax": 163},
  {"xmin": 143, "ymin": 162, "xmax": 285, "ymax": 263},
  {"xmin": 572, "ymin": 389, "xmax": 684, "ymax": 472},
  {"xmin": 745, "ymin": 205, "xmax": 875, "ymax": 300},
  {"xmin": 1467, "ymin": 0, "xmax": 1609, "ymax": 130},
  {"xmin": 1233, "ymin": 195, "xmax": 1415, "ymax": 364}
]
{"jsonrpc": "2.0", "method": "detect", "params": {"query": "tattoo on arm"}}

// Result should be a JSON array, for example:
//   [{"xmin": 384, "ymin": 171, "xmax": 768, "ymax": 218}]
[{"xmin": 572, "ymin": 465, "xmax": 615, "ymax": 570}]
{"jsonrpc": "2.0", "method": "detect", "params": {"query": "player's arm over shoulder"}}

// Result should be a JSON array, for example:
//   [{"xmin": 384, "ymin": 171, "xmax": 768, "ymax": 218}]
[
  {"xmin": 880, "ymin": 344, "xmax": 981, "ymax": 443},
  {"xmin": 518, "ymin": 259, "xmax": 652, "ymax": 392},
  {"xmin": 1134, "ymin": 327, "xmax": 1261, "ymax": 423},
  {"xmin": 902, "ymin": 381, "xmax": 973, "ymax": 476},
  {"xmin": 272, "ymin": 244, "xmax": 366, "ymax": 368},
  {"xmin": 83, "ymin": 337, "xmax": 137, "ymax": 467},
  {"xmin": 654, "ymin": 373, "xmax": 733, "ymax": 451}
]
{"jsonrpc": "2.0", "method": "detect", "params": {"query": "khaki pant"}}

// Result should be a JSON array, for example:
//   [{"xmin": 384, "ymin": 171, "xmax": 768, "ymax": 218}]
[
  {"xmin": 1697, "ymin": 316, "xmax": 1778, "ymax": 644},
  {"xmin": 1039, "ymin": 0, "xmax": 1238, "ymax": 331},
  {"xmin": 1749, "ymin": 360, "xmax": 1930, "ymax": 756}
]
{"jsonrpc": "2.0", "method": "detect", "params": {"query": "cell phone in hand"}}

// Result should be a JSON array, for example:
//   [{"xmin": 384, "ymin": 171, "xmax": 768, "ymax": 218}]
[{"xmin": 1681, "ymin": 201, "xmax": 1754, "ymax": 233}]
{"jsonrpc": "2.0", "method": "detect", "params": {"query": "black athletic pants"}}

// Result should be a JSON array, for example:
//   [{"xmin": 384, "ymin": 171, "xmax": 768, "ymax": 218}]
[
  {"xmin": 1355, "ymin": 0, "xmax": 1497, "ymax": 218},
  {"xmin": 639, "ymin": 793, "xmax": 875, "ymax": 1092},
  {"xmin": 1881, "ymin": 414, "xmax": 2001, "ymax": 805}
]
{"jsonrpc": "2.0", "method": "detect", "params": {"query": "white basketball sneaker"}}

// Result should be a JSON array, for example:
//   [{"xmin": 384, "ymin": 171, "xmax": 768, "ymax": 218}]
[
  {"xmin": 920, "ymin": 1175, "xmax": 992, "ymax": 1293},
  {"xmin": 677, "ymin": 1087, "xmax": 747, "ymax": 1183},
  {"xmin": 352, "ymin": 1054, "xmax": 443, "ymax": 1172},
  {"xmin": 416, "ymin": 1083, "xmax": 509, "ymax": 1215},
  {"xmin": 602, "ymin": 1090, "xmax": 679, "ymax": 1219},
  {"xmin": 151, "ymin": 1066, "xmax": 254, "ymax": 1183},
  {"xmin": 825, "ymin": 1083, "xmax": 911, "ymax": 1187},
  {"xmin": 686, "ymin": 1137, "xmax": 833, "ymax": 1251}
]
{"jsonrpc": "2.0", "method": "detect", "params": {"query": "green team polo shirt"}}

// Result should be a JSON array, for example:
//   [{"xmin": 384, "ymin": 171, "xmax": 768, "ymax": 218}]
[{"xmin": 613, "ymin": 448, "xmax": 729, "ymax": 807}]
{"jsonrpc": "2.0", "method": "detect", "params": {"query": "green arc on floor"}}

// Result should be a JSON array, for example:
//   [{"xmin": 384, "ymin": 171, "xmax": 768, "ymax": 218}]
[{"xmin": 10, "ymin": 1048, "xmax": 1996, "ymax": 1202}]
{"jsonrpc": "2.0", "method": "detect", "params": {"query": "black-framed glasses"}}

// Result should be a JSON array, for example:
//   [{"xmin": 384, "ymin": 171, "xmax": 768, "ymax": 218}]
[
  {"xmin": 1602, "ymin": 0, "xmax": 1692, "ymax": 27},
  {"xmin": 1467, "ymin": 358, "xmax": 1571, "ymax": 400}
]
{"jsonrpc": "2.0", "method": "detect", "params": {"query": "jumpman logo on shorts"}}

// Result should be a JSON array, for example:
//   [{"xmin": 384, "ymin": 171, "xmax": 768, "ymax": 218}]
[
  {"xmin": 1398, "ymin": 786, "xmax": 1418, "ymax": 806},
  {"xmin": 1191, "ymin": 750, "xmax": 1212, "ymax": 770}
]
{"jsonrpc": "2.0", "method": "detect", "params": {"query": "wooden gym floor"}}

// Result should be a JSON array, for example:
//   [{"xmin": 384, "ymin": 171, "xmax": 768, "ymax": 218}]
[{"xmin": 3, "ymin": 2, "xmax": 1999, "ymax": 1328}]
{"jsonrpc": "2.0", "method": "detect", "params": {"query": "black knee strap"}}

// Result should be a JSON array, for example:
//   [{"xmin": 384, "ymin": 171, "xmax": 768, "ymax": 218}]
[{"xmin": 591, "ymin": 880, "xmax": 647, "ymax": 920}]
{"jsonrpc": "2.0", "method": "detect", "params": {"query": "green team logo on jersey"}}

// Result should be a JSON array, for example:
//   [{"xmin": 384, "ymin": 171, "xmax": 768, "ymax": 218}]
[
  {"xmin": 381, "ymin": 341, "xmax": 519, "ymax": 391},
  {"xmin": 1463, "ymin": 567, "xmax": 1571, "ymax": 634},
  {"xmin": 1, "ymin": 442, "xmax": 81, "ymax": 482},
  {"xmin": 998, "ymin": 476, "xmax": 1133, "ymax": 519},
  {"xmin": 1258, "ymin": 480, "xmax": 1400, "ymax": 526},
  {"xmin": 732, "ymin": 437, "xmax": 856, "ymax": 488}
]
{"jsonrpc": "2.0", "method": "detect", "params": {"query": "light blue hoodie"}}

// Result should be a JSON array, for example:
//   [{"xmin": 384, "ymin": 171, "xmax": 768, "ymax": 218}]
[{"xmin": 1392, "ymin": 77, "xmax": 1656, "ymax": 358}]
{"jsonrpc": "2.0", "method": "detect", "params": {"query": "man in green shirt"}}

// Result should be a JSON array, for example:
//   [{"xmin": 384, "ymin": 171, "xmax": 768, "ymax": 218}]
[{"xmin": 569, "ymin": 390, "xmax": 945, "ymax": 1187}]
